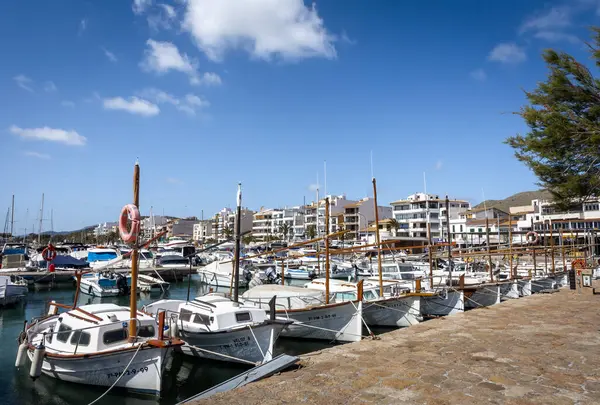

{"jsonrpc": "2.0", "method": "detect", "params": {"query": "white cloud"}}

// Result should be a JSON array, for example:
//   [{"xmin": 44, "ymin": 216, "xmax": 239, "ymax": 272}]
[
  {"xmin": 103, "ymin": 96, "xmax": 160, "ymax": 116},
  {"xmin": 61, "ymin": 100, "xmax": 75, "ymax": 108},
  {"xmin": 44, "ymin": 81, "xmax": 57, "ymax": 92},
  {"xmin": 470, "ymin": 68, "xmax": 486, "ymax": 81},
  {"xmin": 435, "ymin": 160, "xmax": 443, "ymax": 170},
  {"xmin": 520, "ymin": 7, "xmax": 571, "ymax": 34},
  {"xmin": 160, "ymin": 3, "xmax": 176, "ymax": 19},
  {"xmin": 24, "ymin": 151, "xmax": 51, "ymax": 160},
  {"xmin": 183, "ymin": 0, "xmax": 337, "ymax": 62},
  {"xmin": 138, "ymin": 88, "xmax": 209, "ymax": 115},
  {"xmin": 133, "ymin": 0, "xmax": 152, "ymax": 14},
  {"xmin": 79, "ymin": 19, "xmax": 87, "ymax": 35},
  {"xmin": 140, "ymin": 39, "xmax": 200, "ymax": 84},
  {"xmin": 10, "ymin": 125, "xmax": 87, "ymax": 146},
  {"xmin": 534, "ymin": 31, "xmax": 579, "ymax": 43},
  {"xmin": 14, "ymin": 74, "xmax": 33, "ymax": 92},
  {"xmin": 102, "ymin": 47, "xmax": 118, "ymax": 62},
  {"xmin": 148, "ymin": 3, "xmax": 177, "ymax": 31},
  {"xmin": 488, "ymin": 43, "xmax": 526, "ymax": 64},
  {"xmin": 196, "ymin": 72, "xmax": 222, "ymax": 86},
  {"xmin": 166, "ymin": 177, "xmax": 183, "ymax": 185}
]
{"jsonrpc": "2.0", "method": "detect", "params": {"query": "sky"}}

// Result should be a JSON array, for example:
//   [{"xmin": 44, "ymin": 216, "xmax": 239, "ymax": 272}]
[{"xmin": 1, "ymin": 0, "xmax": 599, "ymax": 232}]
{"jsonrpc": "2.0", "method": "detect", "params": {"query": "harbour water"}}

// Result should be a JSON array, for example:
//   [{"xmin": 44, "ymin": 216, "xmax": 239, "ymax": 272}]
[{"xmin": 0, "ymin": 275, "xmax": 334, "ymax": 405}]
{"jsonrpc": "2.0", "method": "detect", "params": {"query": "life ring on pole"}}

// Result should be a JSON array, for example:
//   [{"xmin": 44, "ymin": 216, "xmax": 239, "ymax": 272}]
[
  {"xmin": 42, "ymin": 244, "xmax": 57, "ymax": 262},
  {"xmin": 525, "ymin": 231, "xmax": 539, "ymax": 245},
  {"xmin": 119, "ymin": 204, "xmax": 140, "ymax": 244}
]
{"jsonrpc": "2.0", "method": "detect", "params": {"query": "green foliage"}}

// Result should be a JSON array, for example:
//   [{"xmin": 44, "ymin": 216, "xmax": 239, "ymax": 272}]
[
  {"xmin": 278, "ymin": 223, "xmax": 292, "ymax": 241},
  {"xmin": 306, "ymin": 225, "xmax": 316, "ymax": 240},
  {"xmin": 242, "ymin": 234, "xmax": 256, "ymax": 245},
  {"xmin": 506, "ymin": 28, "xmax": 600, "ymax": 210}
]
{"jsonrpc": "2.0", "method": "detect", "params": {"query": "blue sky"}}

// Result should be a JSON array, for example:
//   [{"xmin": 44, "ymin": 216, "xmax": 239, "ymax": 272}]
[{"xmin": 1, "ymin": 0, "xmax": 599, "ymax": 232}]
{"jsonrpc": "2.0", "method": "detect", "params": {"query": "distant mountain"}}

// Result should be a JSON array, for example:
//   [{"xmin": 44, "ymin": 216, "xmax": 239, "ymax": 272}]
[{"xmin": 474, "ymin": 190, "xmax": 553, "ymax": 213}]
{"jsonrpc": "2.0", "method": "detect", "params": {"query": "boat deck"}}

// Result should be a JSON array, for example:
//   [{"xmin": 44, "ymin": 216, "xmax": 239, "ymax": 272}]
[
  {"xmin": 188, "ymin": 281, "xmax": 600, "ymax": 404},
  {"xmin": 0, "ymin": 266, "xmax": 195, "ymax": 283}
]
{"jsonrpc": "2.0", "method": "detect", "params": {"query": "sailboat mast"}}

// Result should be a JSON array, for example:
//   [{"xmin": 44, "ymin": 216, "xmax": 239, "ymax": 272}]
[
  {"xmin": 10, "ymin": 194, "xmax": 14, "ymax": 237},
  {"xmin": 424, "ymin": 173, "xmax": 434, "ymax": 285},
  {"xmin": 324, "ymin": 197, "xmax": 330, "ymax": 304},
  {"xmin": 129, "ymin": 162, "xmax": 140, "ymax": 341},
  {"xmin": 233, "ymin": 183, "xmax": 242, "ymax": 303},
  {"xmin": 372, "ymin": 178, "xmax": 384, "ymax": 298},
  {"xmin": 38, "ymin": 193, "xmax": 44, "ymax": 244}
]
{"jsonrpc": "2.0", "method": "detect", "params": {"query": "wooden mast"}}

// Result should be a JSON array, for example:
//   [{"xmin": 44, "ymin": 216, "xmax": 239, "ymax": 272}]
[
  {"xmin": 485, "ymin": 215, "xmax": 493, "ymax": 282},
  {"xmin": 509, "ymin": 218, "xmax": 514, "ymax": 279},
  {"xmin": 324, "ymin": 197, "xmax": 330, "ymax": 304},
  {"xmin": 129, "ymin": 161, "xmax": 140, "ymax": 341},
  {"xmin": 445, "ymin": 196, "xmax": 452, "ymax": 286},
  {"xmin": 549, "ymin": 220, "xmax": 555, "ymax": 274},
  {"xmin": 233, "ymin": 183, "xmax": 242, "ymax": 303},
  {"xmin": 372, "ymin": 178, "xmax": 383, "ymax": 298}
]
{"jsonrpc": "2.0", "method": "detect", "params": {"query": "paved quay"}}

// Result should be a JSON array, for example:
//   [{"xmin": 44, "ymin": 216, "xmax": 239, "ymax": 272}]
[{"xmin": 191, "ymin": 285, "xmax": 600, "ymax": 405}]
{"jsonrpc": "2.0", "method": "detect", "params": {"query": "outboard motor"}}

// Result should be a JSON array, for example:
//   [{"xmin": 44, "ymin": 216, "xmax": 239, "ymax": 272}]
[
  {"xmin": 264, "ymin": 267, "xmax": 279, "ymax": 284},
  {"xmin": 116, "ymin": 274, "xmax": 129, "ymax": 295},
  {"xmin": 243, "ymin": 265, "xmax": 253, "ymax": 282}
]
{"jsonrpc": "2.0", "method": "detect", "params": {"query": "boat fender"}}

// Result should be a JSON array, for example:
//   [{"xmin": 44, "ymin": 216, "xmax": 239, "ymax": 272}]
[
  {"xmin": 15, "ymin": 340, "xmax": 28, "ymax": 368},
  {"xmin": 119, "ymin": 204, "xmax": 141, "ymax": 244},
  {"xmin": 171, "ymin": 318, "xmax": 179, "ymax": 337},
  {"xmin": 48, "ymin": 300, "xmax": 58, "ymax": 316},
  {"xmin": 29, "ymin": 335, "xmax": 46, "ymax": 379}
]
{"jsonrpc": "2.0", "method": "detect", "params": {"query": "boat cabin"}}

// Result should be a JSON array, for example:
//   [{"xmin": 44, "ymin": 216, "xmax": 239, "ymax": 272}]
[{"xmin": 34, "ymin": 304, "xmax": 157, "ymax": 355}]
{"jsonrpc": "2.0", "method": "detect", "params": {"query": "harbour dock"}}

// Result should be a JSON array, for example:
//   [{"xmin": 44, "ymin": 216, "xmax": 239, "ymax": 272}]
[{"xmin": 189, "ymin": 283, "xmax": 600, "ymax": 405}]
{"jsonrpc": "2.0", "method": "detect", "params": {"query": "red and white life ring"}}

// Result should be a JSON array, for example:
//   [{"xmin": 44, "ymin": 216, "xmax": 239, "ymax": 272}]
[
  {"xmin": 119, "ymin": 204, "xmax": 140, "ymax": 244},
  {"xmin": 525, "ymin": 231, "xmax": 539, "ymax": 245},
  {"xmin": 42, "ymin": 244, "xmax": 57, "ymax": 262}
]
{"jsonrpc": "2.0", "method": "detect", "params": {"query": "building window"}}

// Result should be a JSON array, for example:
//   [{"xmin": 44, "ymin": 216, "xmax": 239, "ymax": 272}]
[
  {"xmin": 460, "ymin": 225, "xmax": 463, "ymax": 232},
  {"xmin": 452, "ymin": 225, "xmax": 455, "ymax": 232}
]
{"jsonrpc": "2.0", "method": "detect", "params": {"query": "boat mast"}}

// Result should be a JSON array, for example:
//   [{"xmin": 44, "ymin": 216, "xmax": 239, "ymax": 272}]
[
  {"xmin": 324, "ymin": 197, "xmax": 330, "ymax": 304},
  {"xmin": 483, "ymin": 190, "xmax": 493, "ymax": 282},
  {"xmin": 372, "ymin": 178, "xmax": 384, "ymax": 298},
  {"xmin": 129, "ymin": 161, "xmax": 140, "ymax": 341},
  {"xmin": 10, "ymin": 194, "xmax": 14, "ymax": 238},
  {"xmin": 424, "ymin": 173, "xmax": 434, "ymax": 286},
  {"xmin": 445, "ymin": 196, "xmax": 452, "ymax": 286},
  {"xmin": 38, "ymin": 193, "xmax": 44, "ymax": 245},
  {"xmin": 233, "ymin": 183, "xmax": 242, "ymax": 303}
]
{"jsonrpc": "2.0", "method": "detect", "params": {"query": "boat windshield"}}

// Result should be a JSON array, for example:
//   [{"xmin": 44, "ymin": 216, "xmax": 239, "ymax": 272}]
[
  {"xmin": 160, "ymin": 256, "xmax": 188, "ymax": 265},
  {"xmin": 400, "ymin": 272, "xmax": 416, "ymax": 280}
]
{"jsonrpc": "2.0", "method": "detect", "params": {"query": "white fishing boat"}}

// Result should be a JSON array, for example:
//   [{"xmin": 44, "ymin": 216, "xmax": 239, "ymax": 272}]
[
  {"xmin": 463, "ymin": 284, "xmax": 501, "ymax": 309},
  {"xmin": 305, "ymin": 278, "xmax": 421, "ymax": 327},
  {"xmin": 517, "ymin": 278, "xmax": 532, "ymax": 296},
  {"xmin": 0, "ymin": 275, "xmax": 28, "ymax": 305},
  {"xmin": 242, "ymin": 284, "xmax": 363, "ymax": 343},
  {"xmin": 19, "ymin": 303, "xmax": 182, "ymax": 396},
  {"xmin": 158, "ymin": 237, "xmax": 189, "ymax": 249},
  {"xmin": 197, "ymin": 260, "xmax": 249, "ymax": 288},
  {"xmin": 142, "ymin": 294, "xmax": 291, "ymax": 365},
  {"xmin": 420, "ymin": 289, "xmax": 465, "ymax": 317},
  {"xmin": 79, "ymin": 272, "xmax": 131, "ymax": 297},
  {"xmin": 282, "ymin": 265, "xmax": 317, "ymax": 280}
]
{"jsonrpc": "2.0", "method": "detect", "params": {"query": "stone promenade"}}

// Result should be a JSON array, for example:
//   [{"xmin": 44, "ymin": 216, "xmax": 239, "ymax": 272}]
[{"xmin": 192, "ymin": 284, "xmax": 600, "ymax": 404}]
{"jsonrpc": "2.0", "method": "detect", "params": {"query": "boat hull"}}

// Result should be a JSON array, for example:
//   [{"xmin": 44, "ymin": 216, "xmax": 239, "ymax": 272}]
[
  {"xmin": 277, "ymin": 301, "xmax": 362, "ymax": 343},
  {"xmin": 420, "ymin": 290, "xmax": 464, "ymax": 317},
  {"xmin": 517, "ymin": 279, "xmax": 532, "ymax": 296},
  {"xmin": 283, "ymin": 269, "xmax": 315, "ymax": 280},
  {"xmin": 531, "ymin": 277, "xmax": 556, "ymax": 293},
  {"xmin": 499, "ymin": 281, "xmax": 519, "ymax": 301},
  {"xmin": 79, "ymin": 280, "xmax": 121, "ymax": 297},
  {"xmin": 464, "ymin": 285, "xmax": 501, "ymax": 309},
  {"xmin": 177, "ymin": 321, "xmax": 288, "ymax": 364},
  {"xmin": 27, "ymin": 345, "xmax": 169, "ymax": 396},
  {"xmin": 363, "ymin": 296, "xmax": 421, "ymax": 327}
]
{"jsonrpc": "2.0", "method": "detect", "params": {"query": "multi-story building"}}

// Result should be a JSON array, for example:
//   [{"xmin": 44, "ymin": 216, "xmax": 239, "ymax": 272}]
[
  {"xmin": 391, "ymin": 193, "xmax": 470, "ymax": 240},
  {"xmin": 304, "ymin": 195, "xmax": 358, "ymax": 236},
  {"xmin": 449, "ymin": 206, "xmax": 509, "ymax": 245},
  {"xmin": 140, "ymin": 215, "xmax": 170, "ymax": 239},
  {"xmin": 208, "ymin": 208, "xmax": 254, "ymax": 241},
  {"xmin": 252, "ymin": 207, "xmax": 304, "ymax": 241},
  {"xmin": 343, "ymin": 197, "xmax": 392, "ymax": 240},
  {"xmin": 93, "ymin": 222, "xmax": 118, "ymax": 237},
  {"xmin": 192, "ymin": 220, "xmax": 214, "ymax": 241}
]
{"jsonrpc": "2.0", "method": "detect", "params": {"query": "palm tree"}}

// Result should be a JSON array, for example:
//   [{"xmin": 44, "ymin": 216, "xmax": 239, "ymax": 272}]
[
  {"xmin": 278, "ymin": 223, "xmax": 292, "ymax": 241},
  {"xmin": 223, "ymin": 225, "xmax": 234, "ymax": 239},
  {"xmin": 389, "ymin": 218, "xmax": 400, "ymax": 237},
  {"xmin": 306, "ymin": 225, "xmax": 316, "ymax": 240},
  {"xmin": 242, "ymin": 234, "xmax": 256, "ymax": 245}
]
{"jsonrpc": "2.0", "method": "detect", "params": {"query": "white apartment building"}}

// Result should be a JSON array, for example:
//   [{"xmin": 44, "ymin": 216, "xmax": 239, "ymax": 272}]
[
  {"xmin": 343, "ymin": 197, "xmax": 392, "ymax": 240},
  {"xmin": 304, "ymin": 194, "xmax": 358, "ymax": 236},
  {"xmin": 391, "ymin": 193, "xmax": 470, "ymax": 240},
  {"xmin": 450, "ymin": 207, "xmax": 510, "ymax": 246},
  {"xmin": 210, "ymin": 207, "xmax": 254, "ymax": 241},
  {"xmin": 515, "ymin": 198, "xmax": 600, "ymax": 236},
  {"xmin": 93, "ymin": 222, "xmax": 118, "ymax": 237},
  {"xmin": 192, "ymin": 220, "xmax": 214, "ymax": 241},
  {"xmin": 252, "ymin": 207, "xmax": 305, "ymax": 241}
]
